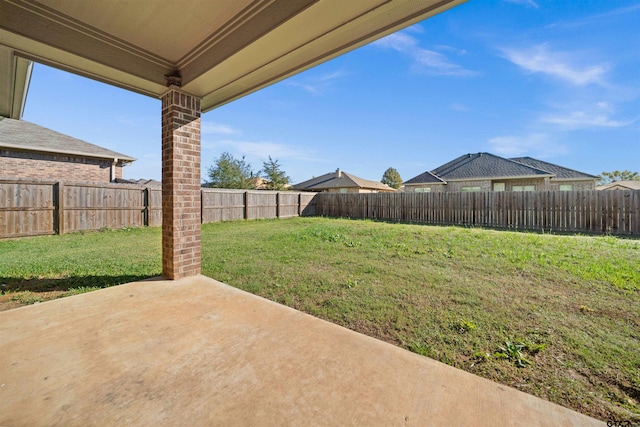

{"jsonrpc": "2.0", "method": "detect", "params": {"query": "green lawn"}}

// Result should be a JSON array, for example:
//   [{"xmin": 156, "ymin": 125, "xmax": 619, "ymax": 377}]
[{"xmin": 1, "ymin": 217, "xmax": 638, "ymax": 422}]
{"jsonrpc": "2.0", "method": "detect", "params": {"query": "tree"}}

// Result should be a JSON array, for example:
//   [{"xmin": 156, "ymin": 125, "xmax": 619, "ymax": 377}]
[
  {"xmin": 260, "ymin": 156, "xmax": 291, "ymax": 190},
  {"xmin": 597, "ymin": 170, "xmax": 640, "ymax": 186},
  {"xmin": 381, "ymin": 167, "xmax": 403, "ymax": 189},
  {"xmin": 206, "ymin": 152, "xmax": 255, "ymax": 189}
]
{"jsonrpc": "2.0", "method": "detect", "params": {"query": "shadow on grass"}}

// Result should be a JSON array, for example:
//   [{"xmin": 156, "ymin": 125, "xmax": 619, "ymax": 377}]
[{"xmin": 0, "ymin": 275, "xmax": 158, "ymax": 293}]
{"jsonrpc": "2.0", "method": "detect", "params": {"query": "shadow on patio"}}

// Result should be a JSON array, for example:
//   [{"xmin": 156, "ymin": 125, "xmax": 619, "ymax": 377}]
[{"xmin": 0, "ymin": 275, "xmax": 602, "ymax": 426}]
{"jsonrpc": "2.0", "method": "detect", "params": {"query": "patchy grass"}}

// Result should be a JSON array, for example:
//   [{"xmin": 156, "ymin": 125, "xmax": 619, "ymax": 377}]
[
  {"xmin": 0, "ymin": 226, "xmax": 161, "ymax": 309},
  {"xmin": 1, "ymin": 217, "xmax": 638, "ymax": 422}
]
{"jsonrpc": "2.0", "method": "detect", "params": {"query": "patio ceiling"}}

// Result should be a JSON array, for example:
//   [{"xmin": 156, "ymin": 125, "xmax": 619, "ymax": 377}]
[{"xmin": 0, "ymin": 0, "xmax": 464, "ymax": 114}]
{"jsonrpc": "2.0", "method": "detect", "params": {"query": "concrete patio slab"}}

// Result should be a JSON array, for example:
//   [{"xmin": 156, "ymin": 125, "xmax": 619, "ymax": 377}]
[{"xmin": 1, "ymin": 275, "xmax": 603, "ymax": 426}]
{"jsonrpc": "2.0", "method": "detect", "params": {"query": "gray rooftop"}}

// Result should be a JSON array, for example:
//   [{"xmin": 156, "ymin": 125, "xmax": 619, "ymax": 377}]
[
  {"xmin": 0, "ymin": 118, "xmax": 135, "ymax": 162},
  {"xmin": 510, "ymin": 157, "xmax": 598, "ymax": 180},
  {"xmin": 433, "ymin": 153, "xmax": 551, "ymax": 180},
  {"xmin": 404, "ymin": 152, "xmax": 598, "ymax": 184},
  {"xmin": 293, "ymin": 169, "xmax": 394, "ymax": 192},
  {"xmin": 404, "ymin": 170, "xmax": 446, "ymax": 185}
]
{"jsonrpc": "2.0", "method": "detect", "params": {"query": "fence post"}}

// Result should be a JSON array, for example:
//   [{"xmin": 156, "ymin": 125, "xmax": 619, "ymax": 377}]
[
  {"xmin": 143, "ymin": 187, "xmax": 150, "ymax": 227},
  {"xmin": 244, "ymin": 191, "xmax": 249, "ymax": 220},
  {"xmin": 276, "ymin": 192, "xmax": 280, "ymax": 218},
  {"xmin": 298, "ymin": 193, "xmax": 302, "ymax": 216},
  {"xmin": 54, "ymin": 181, "xmax": 64, "ymax": 235},
  {"xmin": 200, "ymin": 189, "xmax": 204, "ymax": 224}
]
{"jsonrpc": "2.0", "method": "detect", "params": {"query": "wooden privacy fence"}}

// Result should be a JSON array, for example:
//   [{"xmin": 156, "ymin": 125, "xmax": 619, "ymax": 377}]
[
  {"xmin": 315, "ymin": 190, "xmax": 640, "ymax": 236},
  {"xmin": 0, "ymin": 179, "xmax": 317, "ymax": 239}
]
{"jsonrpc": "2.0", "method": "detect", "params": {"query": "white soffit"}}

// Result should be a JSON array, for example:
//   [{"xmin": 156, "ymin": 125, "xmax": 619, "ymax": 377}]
[{"xmin": 0, "ymin": 0, "xmax": 465, "ymax": 112}]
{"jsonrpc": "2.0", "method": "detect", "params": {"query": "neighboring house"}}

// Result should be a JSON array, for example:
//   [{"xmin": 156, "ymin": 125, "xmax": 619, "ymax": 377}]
[
  {"xmin": 115, "ymin": 178, "xmax": 162, "ymax": 188},
  {"xmin": 293, "ymin": 169, "xmax": 394, "ymax": 193},
  {"xmin": 404, "ymin": 152, "xmax": 598, "ymax": 193},
  {"xmin": 0, "ymin": 118, "xmax": 135, "ymax": 182},
  {"xmin": 597, "ymin": 180, "xmax": 640, "ymax": 191}
]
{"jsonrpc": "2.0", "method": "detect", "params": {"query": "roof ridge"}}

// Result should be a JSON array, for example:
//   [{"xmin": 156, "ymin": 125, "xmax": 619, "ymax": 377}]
[
  {"xmin": 432, "ymin": 153, "xmax": 477, "ymax": 176},
  {"xmin": 510, "ymin": 156, "xmax": 599, "ymax": 179},
  {"xmin": 501, "ymin": 156, "xmax": 552, "ymax": 175}
]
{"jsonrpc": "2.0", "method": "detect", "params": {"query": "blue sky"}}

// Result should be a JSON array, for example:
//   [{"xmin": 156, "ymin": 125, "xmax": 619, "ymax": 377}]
[{"xmin": 22, "ymin": 0, "xmax": 640, "ymax": 185}]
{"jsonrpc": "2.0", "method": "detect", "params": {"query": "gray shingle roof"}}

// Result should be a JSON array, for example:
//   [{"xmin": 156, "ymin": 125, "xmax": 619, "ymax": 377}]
[
  {"xmin": 0, "ymin": 118, "xmax": 136, "ymax": 162},
  {"xmin": 510, "ymin": 157, "xmax": 598, "ymax": 180},
  {"xmin": 404, "ymin": 171, "xmax": 446, "ymax": 185},
  {"xmin": 432, "ymin": 152, "xmax": 551, "ymax": 180},
  {"xmin": 404, "ymin": 152, "xmax": 560, "ymax": 184},
  {"xmin": 293, "ymin": 169, "xmax": 394, "ymax": 192}
]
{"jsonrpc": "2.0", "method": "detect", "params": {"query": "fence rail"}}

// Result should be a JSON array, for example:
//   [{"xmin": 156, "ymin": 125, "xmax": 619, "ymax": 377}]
[
  {"xmin": 315, "ymin": 190, "xmax": 640, "ymax": 236},
  {"xmin": 2, "ymin": 179, "xmax": 638, "ymax": 238},
  {"xmin": 0, "ymin": 179, "xmax": 317, "ymax": 239}
]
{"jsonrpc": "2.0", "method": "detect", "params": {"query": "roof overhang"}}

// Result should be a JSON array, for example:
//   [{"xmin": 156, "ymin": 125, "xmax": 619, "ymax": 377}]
[
  {"xmin": 550, "ymin": 177, "xmax": 598, "ymax": 181},
  {"xmin": 404, "ymin": 181, "xmax": 447, "ymax": 186},
  {"xmin": 445, "ymin": 175, "xmax": 554, "ymax": 182},
  {"xmin": 0, "ymin": 44, "xmax": 31, "ymax": 118},
  {"xmin": 0, "ymin": 0, "xmax": 465, "ymax": 114},
  {"xmin": 0, "ymin": 142, "xmax": 136, "ymax": 162}
]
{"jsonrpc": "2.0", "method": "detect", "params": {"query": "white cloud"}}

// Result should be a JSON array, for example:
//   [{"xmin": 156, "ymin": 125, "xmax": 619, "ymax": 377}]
[
  {"xmin": 449, "ymin": 103, "xmax": 470, "ymax": 112},
  {"xmin": 201, "ymin": 122, "xmax": 239, "ymax": 135},
  {"xmin": 541, "ymin": 111, "xmax": 634, "ymax": 129},
  {"xmin": 286, "ymin": 69, "xmax": 348, "ymax": 95},
  {"xmin": 403, "ymin": 24, "xmax": 425, "ymax": 34},
  {"xmin": 319, "ymin": 70, "xmax": 348, "ymax": 81},
  {"xmin": 547, "ymin": 4, "xmax": 640, "ymax": 29},
  {"xmin": 285, "ymin": 81, "xmax": 321, "ymax": 94},
  {"xmin": 501, "ymin": 44, "xmax": 609, "ymax": 86},
  {"xmin": 487, "ymin": 133, "xmax": 568, "ymax": 158},
  {"xmin": 435, "ymin": 45, "xmax": 467, "ymax": 56},
  {"xmin": 539, "ymin": 101, "xmax": 636, "ymax": 130},
  {"xmin": 373, "ymin": 32, "xmax": 476, "ymax": 77},
  {"xmin": 503, "ymin": 0, "xmax": 539, "ymax": 8}
]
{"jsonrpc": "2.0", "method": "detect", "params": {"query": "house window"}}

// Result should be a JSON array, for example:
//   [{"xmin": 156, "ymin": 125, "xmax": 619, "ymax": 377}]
[
  {"xmin": 559, "ymin": 184, "xmax": 573, "ymax": 191},
  {"xmin": 461, "ymin": 186, "xmax": 482, "ymax": 192},
  {"xmin": 493, "ymin": 183, "xmax": 505, "ymax": 192},
  {"xmin": 415, "ymin": 187, "xmax": 431, "ymax": 193},
  {"xmin": 512, "ymin": 185, "xmax": 535, "ymax": 192},
  {"xmin": 339, "ymin": 188, "xmax": 348, "ymax": 193}
]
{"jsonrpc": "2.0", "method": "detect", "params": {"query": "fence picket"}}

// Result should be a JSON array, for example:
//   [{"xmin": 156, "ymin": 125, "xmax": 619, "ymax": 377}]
[{"xmin": 314, "ymin": 190, "xmax": 639, "ymax": 236}]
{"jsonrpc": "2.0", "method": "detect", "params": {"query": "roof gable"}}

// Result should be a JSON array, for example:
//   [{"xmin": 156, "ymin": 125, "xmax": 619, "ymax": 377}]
[
  {"xmin": 597, "ymin": 180, "xmax": 640, "ymax": 190},
  {"xmin": 0, "ymin": 118, "xmax": 136, "ymax": 162},
  {"xmin": 293, "ymin": 169, "xmax": 393, "ymax": 191},
  {"xmin": 509, "ymin": 157, "xmax": 598, "ymax": 180},
  {"xmin": 404, "ymin": 171, "xmax": 446, "ymax": 185}
]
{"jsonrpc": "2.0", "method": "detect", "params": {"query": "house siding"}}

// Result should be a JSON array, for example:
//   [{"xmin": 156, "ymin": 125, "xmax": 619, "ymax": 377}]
[
  {"xmin": 405, "ymin": 184, "xmax": 445, "ymax": 193},
  {"xmin": 548, "ymin": 180, "xmax": 595, "ymax": 191},
  {"xmin": 324, "ymin": 187, "xmax": 382, "ymax": 193},
  {"xmin": 406, "ymin": 177, "xmax": 596, "ymax": 192},
  {"xmin": 0, "ymin": 149, "xmax": 124, "ymax": 182},
  {"xmin": 499, "ymin": 178, "xmax": 547, "ymax": 191}
]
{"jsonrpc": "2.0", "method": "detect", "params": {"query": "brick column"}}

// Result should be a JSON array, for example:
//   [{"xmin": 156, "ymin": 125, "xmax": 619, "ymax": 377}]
[{"xmin": 161, "ymin": 85, "xmax": 202, "ymax": 279}]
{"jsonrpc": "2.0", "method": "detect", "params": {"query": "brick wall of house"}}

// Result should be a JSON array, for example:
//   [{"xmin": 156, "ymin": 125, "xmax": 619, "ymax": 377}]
[
  {"xmin": 0, "ymin": 149, "xmax": 123, "ymax": 182},
  {"xmin": 446, "ymin": 180, "xmax": 493, "ymax": 192},
  {"xmin": 324, "ymin": 187, "xmax": 382, "ymax": 193},
  {"xmin": 405, "ymin": 177, "xmax": 595, "ymax": 192},
  {"xmin": 404, "ymin": 184, "xmax": 446, "ymax": 193},
  {"xmin": 496, "ymin": 178, "xmax": 547, "ymax": 191},
  {"xmin": 548, "ymin": 180, "xmax": 596, "ymax": 191}
]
